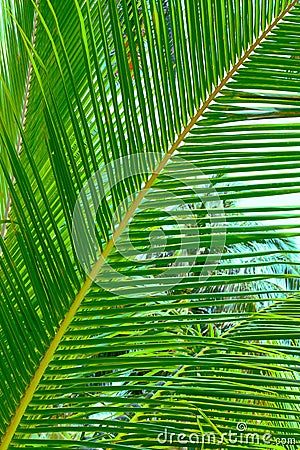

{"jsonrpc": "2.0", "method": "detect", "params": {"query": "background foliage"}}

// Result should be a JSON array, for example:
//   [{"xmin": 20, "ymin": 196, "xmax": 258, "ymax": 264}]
[{"xmin": 1, "ymin": 0, "xmax": 300, "ymax": 448}]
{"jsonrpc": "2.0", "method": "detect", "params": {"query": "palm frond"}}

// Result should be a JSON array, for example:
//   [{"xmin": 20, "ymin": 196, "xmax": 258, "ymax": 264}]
[{"xmin": 1, "ymin": 0, "xmax": 300, "ymax": 449}]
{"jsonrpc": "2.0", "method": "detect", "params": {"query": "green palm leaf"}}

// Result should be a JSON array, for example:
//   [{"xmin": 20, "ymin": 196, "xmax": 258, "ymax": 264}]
[{"xmin": 1, "ymin": 0, "xmax": 300, "ymax": 448}]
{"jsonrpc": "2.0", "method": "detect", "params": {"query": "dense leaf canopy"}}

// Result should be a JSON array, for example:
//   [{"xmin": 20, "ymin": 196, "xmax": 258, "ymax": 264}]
[{"xmin": 1, "ymin": 0, "xmax": 300, "ymax": 448}]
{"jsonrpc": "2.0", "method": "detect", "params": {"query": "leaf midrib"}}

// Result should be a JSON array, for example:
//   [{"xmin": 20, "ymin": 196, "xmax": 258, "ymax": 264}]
[
  {"xmin": 0, "ymin": 1, "xmax": 40, "ymax": 243},
  {"xmin": 0, "ymin": 1, "xmax": 298, "ymax": 447}
]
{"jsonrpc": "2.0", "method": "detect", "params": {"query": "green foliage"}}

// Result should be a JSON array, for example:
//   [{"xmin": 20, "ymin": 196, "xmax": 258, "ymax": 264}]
[{"xmin": 1, "ymin": 0, "xmax": 300, "ymax": 448}]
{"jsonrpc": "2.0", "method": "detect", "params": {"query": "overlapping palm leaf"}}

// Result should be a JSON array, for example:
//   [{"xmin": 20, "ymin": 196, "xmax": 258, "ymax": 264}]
[{"xmin": 1, "ymin": 0, "xmax": 300, "ymax": 448}]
